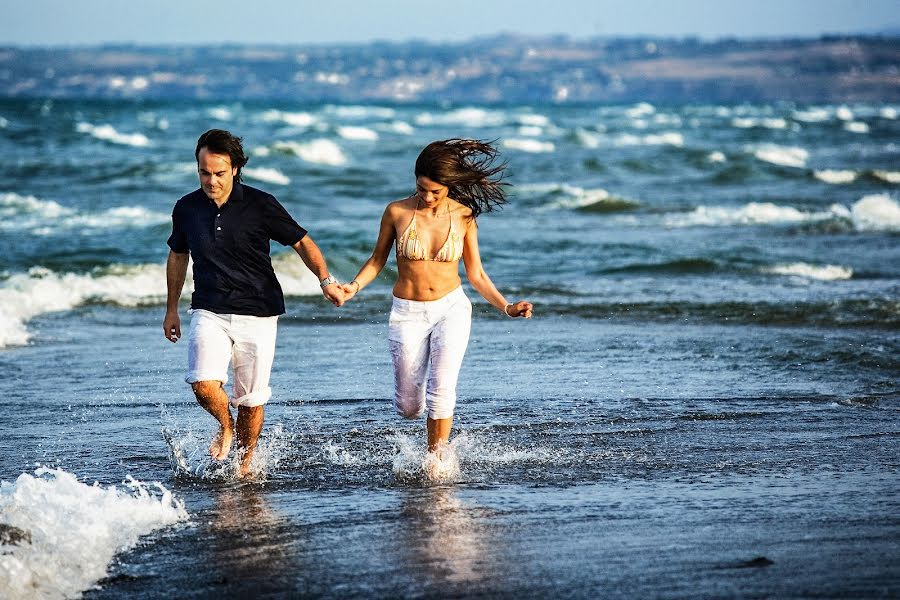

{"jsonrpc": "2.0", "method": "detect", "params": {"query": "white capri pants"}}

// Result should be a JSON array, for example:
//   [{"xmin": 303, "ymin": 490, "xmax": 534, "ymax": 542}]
[
  {"xmin": 186, "ymin": 309, "xmax": 279, "ymax": 408},
  {"xmin": 388, "ymin": 286, "xmax": 472, "ymax": 420}
]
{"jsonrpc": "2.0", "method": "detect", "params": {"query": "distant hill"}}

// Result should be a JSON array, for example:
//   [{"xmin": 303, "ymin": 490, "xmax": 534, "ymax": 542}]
[{"xmin": 1, "ymin": 35, "xmax": 898, "ymax": 103}]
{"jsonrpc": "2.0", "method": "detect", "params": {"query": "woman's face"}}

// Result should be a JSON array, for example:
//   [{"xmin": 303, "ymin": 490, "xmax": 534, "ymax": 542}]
[{"xmin": 415, "ymin": 176, "xmax": 449, "ymax": 207}]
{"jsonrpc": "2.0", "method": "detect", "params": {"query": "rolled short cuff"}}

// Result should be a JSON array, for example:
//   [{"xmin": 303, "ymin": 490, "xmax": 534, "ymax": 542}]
[
  {"xmin": 426, "ymin": 395, "xmax": 456, "ymax": 420},
  {"xmin": 231, "ymin": 387, "xmax": 272, "ymax": 408},
  {"xmin": 185, "ymin": 372, "xmax": 228, "ymax": 385}
]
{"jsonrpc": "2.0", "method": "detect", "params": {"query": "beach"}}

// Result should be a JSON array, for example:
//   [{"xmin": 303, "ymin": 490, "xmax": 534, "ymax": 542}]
[{"xmin": 0, "ymin": 99, "xmax": 898, "ymax": 598}]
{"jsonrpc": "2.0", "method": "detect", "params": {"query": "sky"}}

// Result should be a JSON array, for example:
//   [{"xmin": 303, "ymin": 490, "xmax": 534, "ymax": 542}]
[{"xmin": 2, "ymin": 0, "xmax": 898, "ymax": 46}]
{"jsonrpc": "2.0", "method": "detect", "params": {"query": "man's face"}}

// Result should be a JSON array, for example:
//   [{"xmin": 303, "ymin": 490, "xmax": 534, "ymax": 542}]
[{"xmin": 197, "ymin": 147, "xmax": 237, "ymax": 203}]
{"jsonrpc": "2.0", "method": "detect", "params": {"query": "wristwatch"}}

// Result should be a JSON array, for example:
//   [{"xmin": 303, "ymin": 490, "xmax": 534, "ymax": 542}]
[{"xmin": 319, "ymin": 275, "xmax": 338, "ymax": 289}]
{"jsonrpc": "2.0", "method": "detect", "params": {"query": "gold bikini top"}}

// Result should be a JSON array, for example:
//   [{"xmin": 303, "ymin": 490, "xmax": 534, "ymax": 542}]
[{"xmin": 396, "ymin": 201, "xmax": 464, "ymax": 262}]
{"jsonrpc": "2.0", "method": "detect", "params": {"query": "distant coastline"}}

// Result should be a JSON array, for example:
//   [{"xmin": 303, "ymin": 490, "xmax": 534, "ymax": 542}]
[{"xmin": 1, "ymin": 34, "xmax": 898, "ymax": 103}]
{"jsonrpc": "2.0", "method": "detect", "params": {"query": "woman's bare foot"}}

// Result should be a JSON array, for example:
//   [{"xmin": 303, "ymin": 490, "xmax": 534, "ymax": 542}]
[{"xmin": 210, "ymin": 425, "xmax": 233, "ymax": 461}]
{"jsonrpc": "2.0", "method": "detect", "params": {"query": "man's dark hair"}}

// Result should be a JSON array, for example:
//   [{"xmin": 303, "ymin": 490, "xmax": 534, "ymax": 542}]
[{"xmin": 195, "ymin": 129, "xmax": 249, "ymax": 182}]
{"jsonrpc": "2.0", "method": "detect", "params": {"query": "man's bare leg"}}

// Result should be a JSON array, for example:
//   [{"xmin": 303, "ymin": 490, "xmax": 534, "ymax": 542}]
[
  {"xmin": 192, "ymin": 381, "xmax": 233, "ymax": 460},
  {"xmin": 236, "ymin": 405, "xmax": 264, "ymax": 478}
]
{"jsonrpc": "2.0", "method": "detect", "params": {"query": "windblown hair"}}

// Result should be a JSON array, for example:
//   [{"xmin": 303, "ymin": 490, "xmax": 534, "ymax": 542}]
[
  {"xmin": 414, "ymin": 139, "xmax": 509, "ymax": 218},
  {"xmin": 195, "ymin": 129, "xmax": 249, "ymax": 183}
]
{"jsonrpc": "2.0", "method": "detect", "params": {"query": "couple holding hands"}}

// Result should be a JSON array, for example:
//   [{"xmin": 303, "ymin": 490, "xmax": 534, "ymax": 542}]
[{"xmin": 164, "ymin": 129, "xmax": 532, "ymax": 478}]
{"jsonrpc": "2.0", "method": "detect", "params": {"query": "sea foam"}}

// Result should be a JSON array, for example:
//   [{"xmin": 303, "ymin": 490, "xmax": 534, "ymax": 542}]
[
  {"xmin": 272, "ymin": 139, "xmax": 347, "ymax": 166},
  {"xmin": 615, "ymin": 132, "xmax": 684, "ymax": 147},
  {"xmin": 502, "ymin": 138, "xmax": 555, "ymax": 153},
  {"xmin": 751, "ymin": 144, "xmax": 809, "ymax": 168},
  {"xmin": 414, "ymin": 107, "xmax": 506, "ymax": 128},
  {"xmin": 814, "ymin": 169, "xmax": 858, "ymax": 184},
  {"xmin": 873, "ymin": 170, "xmax": 900, "ymax": 184},
  {"xmin": 243, "ymin": 167, "xmax": 291, "ymax": 186},
  {"xmin": 764, "ymin": 263, "xmax": 853, "ymax": 281},
  {"xmin": 851, "ymin": 194, "xmax": 900, "ymax": 231},
  {"xmin": 336, "ymin": 126, "xmax": 379, "ymax": 141},
  {"xmin": 0, "ymin": 468, "xmax": 187, "ymax": 600},
  {"xmin": 75, "ymin": 122, "xmax": 150, "ymax": 147},
  {"xmin": 260, "ymin": 110, "xmax": 318, "ymax": 128},
  {"xmin": 0, "ymin": 192, "xmax": 169, "ymax": 234}
]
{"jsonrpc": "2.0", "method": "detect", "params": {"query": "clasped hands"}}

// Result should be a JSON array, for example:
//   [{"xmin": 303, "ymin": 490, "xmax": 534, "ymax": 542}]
[{"xmin": 321, "ymin": 280, "xmax": 360, "ymax": 307}]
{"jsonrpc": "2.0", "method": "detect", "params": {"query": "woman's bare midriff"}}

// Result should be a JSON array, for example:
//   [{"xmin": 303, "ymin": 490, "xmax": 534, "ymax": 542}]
[{"xmin": 393, "ymin": 258, "xmax": 461, "ymax": 301}]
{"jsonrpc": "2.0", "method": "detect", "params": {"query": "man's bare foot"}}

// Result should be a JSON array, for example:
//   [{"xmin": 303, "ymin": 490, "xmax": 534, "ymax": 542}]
[
  {"xmin": 210, "ymin": 426, "xmax": 233, "ymax": 461},
  {"xmin": 237, "ymin": 455, "xmax": 254, "ymax": 479}
]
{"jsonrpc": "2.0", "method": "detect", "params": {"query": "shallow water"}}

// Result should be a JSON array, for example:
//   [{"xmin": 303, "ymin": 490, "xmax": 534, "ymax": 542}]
[{"xmin": 1, "ymin": 99, "xmax": 899, "ymax": 598}]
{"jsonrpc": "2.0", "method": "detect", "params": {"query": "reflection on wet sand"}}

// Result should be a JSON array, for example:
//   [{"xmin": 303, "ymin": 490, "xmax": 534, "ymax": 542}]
[
  {"xmin": 207, "ymin": 485, "xmax": 304, "ymax": 595},
  {"xmin": 398, "ymin": 486, "xmax": 493, "ymax": 588}
]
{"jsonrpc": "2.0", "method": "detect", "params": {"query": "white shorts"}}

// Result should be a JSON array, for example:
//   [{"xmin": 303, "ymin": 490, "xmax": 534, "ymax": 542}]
[
  {"xmin": 388, "ymin": 286, "xmax": 472, "ymax": 420},
  {"xmin": 186, "ymin": 309, "xmax": 279, "ymax": 408}
]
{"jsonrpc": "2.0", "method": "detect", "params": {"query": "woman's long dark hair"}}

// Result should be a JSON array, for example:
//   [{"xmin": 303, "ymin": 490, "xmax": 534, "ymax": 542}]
[{"xmin": 414, "ymin": 139, "xmax": 509, "ymax": 218}]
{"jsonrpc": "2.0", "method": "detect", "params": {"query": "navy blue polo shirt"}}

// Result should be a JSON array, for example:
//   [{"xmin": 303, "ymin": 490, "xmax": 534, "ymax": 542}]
[{"xmin": 167, "ymin": 183, "xmax": 307, "ymax": 317}]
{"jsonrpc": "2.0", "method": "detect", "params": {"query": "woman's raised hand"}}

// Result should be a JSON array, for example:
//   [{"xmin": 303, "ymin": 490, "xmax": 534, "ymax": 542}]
[{"xmin": 506, "ymin": 300, "xmax": 533, "ymax": 319}]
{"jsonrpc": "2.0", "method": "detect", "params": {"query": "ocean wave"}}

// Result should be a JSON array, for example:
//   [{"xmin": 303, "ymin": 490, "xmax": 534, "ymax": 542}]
[
  {"xmin": 0, "ymin": 257, "xmax": 320, "ymax": 348},
  {"xmin": 844, "ymin": 121, "xmax": 870, "ymax": 134},
  {"xmin": 625, "ymin": 102, "xmax": 655, "ymax": 118},
  {"xmin": 526, "ymin": 298, "xmax": 900, "ymax": 328},
  {"xmin": 615, "ymin": 132, "xmax": 684, "ymax": 147},
  {"xmin": 515, "ymin": 113, "xmax": 550, "ymax": 127},
  {"xmin": 835, "ymin": 106, "xmax": 855, "ymax": 121},
  {"xmin": 763, "ymin": 263, "xmax": 854, "ymax": 281},
  {"xmin": 662, "ymin": 196, "xmax": 899, "ymax": 232},
  {"xmin": 0, "ymin": 115, "xmax": 8, "ymax": 128},
  {"xmin": 336, "ymin": 125, "xmax": 379, "ymax": 141},
  {"xmin": 707, "ymin": 151, "xmax": 727, "ymax": 163},
  {"xmin": 751, "ymin": 144, "xmax": 808, "ymax": 168},
  {"xmin": 325, "ymin": 105, "xmax": 396, "ymax": 120},
  {"xmin": 880, "ymin": 107, "xmax": 898, "ymax": 120},
  {"xmin": 271, "ymin": 139, "xmax": 347, "ymax": 166},
  {"xmin": 0, "ymin": 192, "xmax": 169, "ymax": 234},
  {"xmin": 873, "ymin": 170, "xmax": 900, "ymax": 184},
  {"xmin": 792, "ymin": 108, "xmax": 830, "ymax": 123},
  {"xmin": 260, "ymin": 109, "xmax": 318, "ymax": 128},
  {"xmin": 75, "ymin": 122, "xmax": 150, "ymax": 147},
  {"xmin": 814, "ymin": 169, "xmax": 858, "ymax": 184},
  {"xmin": 0, "ymin": 467, "xmax": 187, "ymax": 600},
  {"xmin": 516, "ymin": 183, "xmax": 638, "ymax": 212},
  {"xmin": 383, "ymin": 120, "xmax": 415, "ymax": 135},
  {"xmin": 502, "ymin": 138, "xmax": 555, "ymax": 153},
  {"xmin": 574, "ymin": 128, "xmax": 602, "ymax": 148},
  {"xmin": 851, "ymin": 194, "xmax": 900, "ymax": 231},
  {"xmin": 663, "ymin": 202, "xmax": 846, "ymax": 228},
  {"xmin": 242, "ymin": 167, "xmax": 291, "ymax": 186},
  {"xmin": 207, "ymin": 106, "xmax": 233, "ymax": 121},
  {"xmin": 413, "ymin": 107, "xmax": 506, "ymax": 128},
  {"xmin": 732, "ymin": 117, "xmax": 790, "ymax": 129}
]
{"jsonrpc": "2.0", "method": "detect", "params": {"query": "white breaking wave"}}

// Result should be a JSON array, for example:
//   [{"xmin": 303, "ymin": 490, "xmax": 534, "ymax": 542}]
[
  {"xmin": 336, "ymin": 125, "xmax": 379, "ymax": 141},
  {"xmin": 844, "ymin": 121, "xmax": 870, "ymax": 134},
  {"xmin": 260, "ymin": 109, "xmax": 318, "ymax": 128},
  {"xmin": 851, "ymin": 193, "xmax": 900, "ymax": 231},
  {"xmin": 835, "ymin": 106, "xmax": 855, "ymax": 121},
  {"xmin": 732, "ymin": 117, "xmax": 789, "ymax": 129},
  {"xmin": 0, "ymin": 116, "xmax": 8, "ymax": 128},
  {"xmin": 325, "ymin": 105, "xmax": 396, "ymax": 120},
  {"xmin": 873, "ymin": 170, "xmax": 900, "ymax": 184},
  {"xmin": 516, "ymin": 125, "xmax": 544, "ymax": 137},
  {"xmin": 502, "ymin": 138, "xmax": 555, "ymax": 153},
  {"xmin": 751, "ymin": 144, "xmax": 809, "ymax": 168},
  {"xmin": 243, "ymin": 167, "xmax": 291, "ymax": 186},
  {"xmin": 384, "ymin": 120, "xmax": 414, "ymax": 135},
  {"xmin": 663, "ymin": 202, "xmax": 849, "ymax": 228},
  {"xmin": 207, "ymin": 106, "xmax": 233, "ymax": 121},
  {"xmin": 574, "ymin": 128, "xmax": 602, "ymax": 148},
  {"xmin": 75, "ymin": 122, "xmax": 150, "ymax": 147},
  {"xmin": 625, "ymin": 102, "xmax": 655, "ymax": 118},
  {"xmin": 517, "ymin": 183, "xmax": 637, "ymax": 211},
  {"xmin": 414, "ymin": 107, "xmax": 506, "ymax": 128},
  {"xmin": 272, "ymin": 139, "xmax": 347, "ymax": 166},
  {"xmin": 0, "ymin": 255, "xmax": 321, "ymax": 349},
  {"xmin": 764, "ymin": 263, "xmax": 853, "ymax": 281},
  {"xmin": 0, "ymin": 467, "xmax": 187, "ymax": 600},
  {"xmin": 515, "ymin": 113, "xmax": 550, "ymax": 127},
  {"xmin": 615, "ymin": 132, "xmax": 684, "ymax": 147},
  {"xmin": 880, "ymin": 107, "xmax": 898, "ymax": 120},
  {"xmin": 814, "ymin": 169, "xmax": 858, "ymax": 184},
  {"xmin": 792, "ymin": 108, "xmax": 830, "ymax": 122},
  {"xmin": 0, "ymin": 192, "xmax": 169, "ymax": 235},
  {"xmin": 663, "ymin": 196, "xmax": 900, "ymax": 232},
  {"xmin": 708, "ymin": 151, "xmax": 727, "ymax": 163}
]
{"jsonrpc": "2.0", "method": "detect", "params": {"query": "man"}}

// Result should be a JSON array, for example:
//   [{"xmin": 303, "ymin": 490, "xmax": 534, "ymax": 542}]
[{"xmin": 163, "ymin": 129, "xmax": 343, "ymax": 478}]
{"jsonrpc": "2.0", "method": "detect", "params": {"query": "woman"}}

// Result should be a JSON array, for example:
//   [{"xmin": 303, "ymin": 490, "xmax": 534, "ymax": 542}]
[{"xmin": 341, "ymin": 139, "xmax": 532, "ymax": 466}]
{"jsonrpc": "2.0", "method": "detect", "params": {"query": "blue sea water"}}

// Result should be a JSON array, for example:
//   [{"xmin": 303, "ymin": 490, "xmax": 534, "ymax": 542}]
[{"xmin": 0, "ymin": 99, "xmax": 898, "ymax": 598}]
